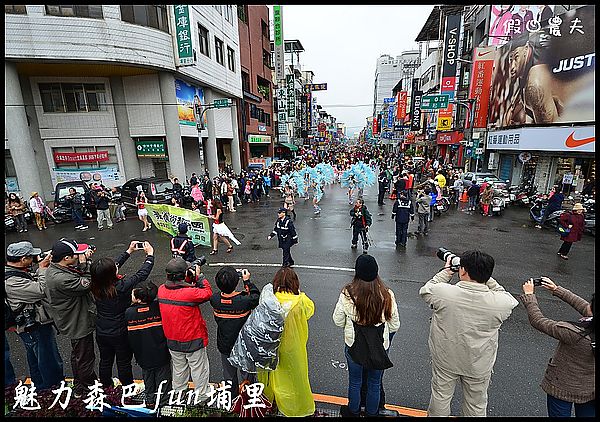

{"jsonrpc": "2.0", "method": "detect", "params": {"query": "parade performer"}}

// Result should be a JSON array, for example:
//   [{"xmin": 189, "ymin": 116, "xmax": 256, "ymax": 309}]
[
  {"xmin": 267, "ymin": 208, "xmax": 299, "ymax": 267},
  {"xmin": 350, "ymin": 198, "xmax": 372, "ymax": 253},
  {"xmin": 282, "ymin": 183, "xmax": 297, "ymax": 221},
  {"xmin": 208, "ymin": 199, "xmax": 241, "ymax": 255}
]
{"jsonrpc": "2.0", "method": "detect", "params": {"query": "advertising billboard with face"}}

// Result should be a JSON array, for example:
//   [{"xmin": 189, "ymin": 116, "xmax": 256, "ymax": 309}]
[
  {"xmin": 175, "ymin": 79, "xmax": 207, "ymax": 127},
  {"xmin": 487, "ymin": 5, "xmax": 594, "ymax": 129}
]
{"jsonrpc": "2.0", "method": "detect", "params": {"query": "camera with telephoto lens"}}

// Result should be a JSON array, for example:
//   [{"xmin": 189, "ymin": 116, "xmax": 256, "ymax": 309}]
[
  {"xmin": 186, "ymin": 255, "xmax": 207, "ymax": 280},
  {"xmin": 437, "ymin": 247, "xmax": 461, "ymax": 272},
  {"xmin": 14, "ymin": 307, "xmax": 38, "ymax": 332}
]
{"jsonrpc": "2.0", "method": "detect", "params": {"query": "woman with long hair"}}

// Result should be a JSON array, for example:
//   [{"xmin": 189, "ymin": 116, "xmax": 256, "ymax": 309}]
[
  {"xmin": 333, "ymin": 254, "xmax": 400, "ymax": 417},
  {"xmin": 90, "ymin": 241, "xmax": 155, "ymax": 389},
  {"xmin": 6, "ymin": 192, "xmax": 28, "ymax": 233},
  {"xmin": 257, "ymin": 267, "xmax": 315, "ymax": 417},
  {"xmin": 136, "ymin": 191, "xmax": 151, "ymax": 231},
  {"xmin": 519, "ymin": 277, "xmax": 595, "ymax": 417},
  {"xmin": 208, "ymin": 199, "xmax": 240, "ymax": 255}
]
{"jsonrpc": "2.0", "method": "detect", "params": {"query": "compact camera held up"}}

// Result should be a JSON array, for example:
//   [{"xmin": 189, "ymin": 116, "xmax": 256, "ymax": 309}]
[{"xmin": 437, "ymin": 247, "xmax": 461, "ymax": 272}]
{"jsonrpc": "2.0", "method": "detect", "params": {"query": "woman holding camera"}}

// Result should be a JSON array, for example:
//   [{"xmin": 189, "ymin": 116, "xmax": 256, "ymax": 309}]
[
  {"xmin": 519, "ymin": 277, "xmax": 595, "ymax": 417},
  {"xmin": 90, "ymin": 241, "xmax": 155, "ymax": 389}
]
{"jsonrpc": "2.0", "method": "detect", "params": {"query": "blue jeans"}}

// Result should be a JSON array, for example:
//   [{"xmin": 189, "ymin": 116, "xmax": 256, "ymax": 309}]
[
  {"xmin": 5, "ymin": 335, "xmax": 16, "ymax": 386},
  {"xmin": 345, "ymin": 346, "xmax": 383, "ymax": 416},
  {"xmin": 18, "ymin": 323, "xmax": 64, "ymax": 390},
  {"xmin": 72, "ymin": 208, "xmax": 85, "ymax": 226},
  {"xmin": 547, "ymin": 395, "xmax": 595, "ymax": 417}
]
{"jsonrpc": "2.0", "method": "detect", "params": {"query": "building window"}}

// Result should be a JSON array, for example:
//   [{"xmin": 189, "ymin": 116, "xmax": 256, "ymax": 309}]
[
  {"xmin": 258, "ymin": 108, "xmax": 265, "ymax": 123},
  {"xmin": 262, "ymin": 49, "xmax": 271, "ymax": 68},
  {"xmin": 224, "ymin": 5, "xmax": 233, "ymax": 23},
  {"xmin": 198, "ymin": 24, "xmax": 210, "ymax": 57},
  {"xmin": 215, "ymin": 37, "xmax": 224, "ymax": 66},
  {"xmin": 120, "ymin": 5, "xmax": 169, "ymax": 33},
  {"xmin": 227, "ymin": 47, "xmax": 235, "ymax": 72},
  {"xmin": 265, "ymin": 113, "xmax": 271, "ymax": 126},
  {"xmin": 257, "ymin": 76, "xmax": 270, "ymax": 101},
  {"xmin": 39, "ymin": 83, "xmax": 107, "ymax": 113},
  {"xmin": 237, "ymin": 5, "xmax": 248, "ymax": 23},
  {"xmin": 45, "ymin": 5, "xmax": 103, "ymax": 18},
  {"xmin": 241, "ymin": 71, "xmax": 251, "ymax": 92},
  {"xmin": 261, "ymin": 19, "xmax": 269, "ymax": 38},
  {"xmin": 5, "ymin": 5, "xmax": 26, "ymax": 14},
  {"xmin": 250, "ymin": 104, "xmax": 258, "ymax": 119}
]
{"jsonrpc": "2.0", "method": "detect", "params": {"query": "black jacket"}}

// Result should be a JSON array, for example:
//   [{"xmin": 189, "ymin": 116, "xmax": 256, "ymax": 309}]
[
  {"xmin": 392, "ymin": 198, "xmax": 414, "ymax": 224},
  {"xmin": 95, "ymin": 194, "xmax": 110, "ymax": 210},
  {"xmin": 171, "ymin": 235, "xmax": 196, "ymax": 262},
  {"xmin": 270, "ymin": 216, "xmax": 298, "ymax": 248},
  {"xmin": 95, "ymin": 252, "xmax": 154, "ymax": 337},
  {"xmin": 209, "ymin": 279, "xmax": 260, "ymax": 355},
  {"xmin": 378, "ymin": 173, "xmax": 389, "ymax": 191},
  {"xmin": 68, "ymin": 192, "xmax": 84, "ymax": 210},
  {"xmin": 350, "ymin": 205, "xmax": 372, "ymax": 228},
  {"xmin": 125, "ymin": 300, "xmax": 170, "ymax": 370}
]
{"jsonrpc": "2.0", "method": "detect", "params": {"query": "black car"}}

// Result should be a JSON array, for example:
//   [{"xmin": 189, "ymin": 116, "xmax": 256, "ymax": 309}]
[
  {"xmin": 119, "ymin": 177, "xmax": 177, "ymax": 208},
  {"xmin": 51, "ymin": 181, "xmax": 97, "ymax": 223}
]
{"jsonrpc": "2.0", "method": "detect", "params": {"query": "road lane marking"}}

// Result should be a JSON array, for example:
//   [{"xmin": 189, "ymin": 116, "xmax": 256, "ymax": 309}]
[{"xmin": 208, "ymin": 262, "xmax": 355, "ymax": 272}]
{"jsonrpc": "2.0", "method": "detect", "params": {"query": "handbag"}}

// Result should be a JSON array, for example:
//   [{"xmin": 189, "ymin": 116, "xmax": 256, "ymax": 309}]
[{"xmin": 557, "ymin": 214, "xmax": 571, "ymax": 237}]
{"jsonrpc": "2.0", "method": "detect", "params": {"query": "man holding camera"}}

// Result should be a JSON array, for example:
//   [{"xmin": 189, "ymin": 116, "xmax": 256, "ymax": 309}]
[
  {"xmin": 94, "ymin": 188, "xmax": 113, "ymax": 231},
  {"xmin": 419, "ymin": 249, "xmax": 519, "ymax": 417},
  {"xmin": 158, "ymin": 257, "xmax": 212, "ymax": 400},
  {"xmin": 45, "ymin": 238, "xmax": 96, "ymax": 397},
  {"xmin": 350, "ymin": 199, "xmax": 372, "ymax": 253},
  {"xmin": 67, "ymin": 187, "xmax": 88, "ymax": 231},
  {"xmin": 5, "ymin": 241, "xmax": 64, "ymax": 390}
]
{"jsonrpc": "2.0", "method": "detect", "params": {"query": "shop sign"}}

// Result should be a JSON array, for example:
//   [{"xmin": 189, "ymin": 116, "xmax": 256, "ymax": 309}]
[
  {"xmin": 438, "ymin": 13, "xmax": 461, "ymax": 129},
  {"xmin": 436, "ymin": 131, "xmax": 464, "ymax": 145},
  {"xmin": 53, "ymin": 151, "xmax": 109, "ymax": 164},
  {"xmin": 173, "ymin": 5, "xmax": 194, "ymax": 66},
  {"xmin": 248, "ymin": 135, "xmax": 271, "ymax": 144},
  {"xmin": 518, "ymin": 152, "xmax": 532, "ymax": 163},
  {"xmin": 562, "ymin": 173, "xmax": 574, "ymax": 184},
  {"xmin": 396, "ymin": 91, "xmax": 408, "ymax": 120},
  {"xmin": 273, "ymin": 6, "xmax": 285, "ymax": 81},
  {"xmin": 487, "ymin": 126, "xmax": 595, "ymax": 153},
  {"xmin": 305, "ymin": 83, "xmax": 327, "ymax": 91},
  {"xmin": 469, "ymin": 47, "xmax": 495, "ymax": 128},
  {"xmin": 135, "ymin": 140, "xmax": 167, "ymax": 158},
  {"xmin": 258, "ymin": 124, "xmax": 267, "ymax": 132},
  {"xmin": 488, "ymin": 6, "xmax": 594, "ymax": 128}
]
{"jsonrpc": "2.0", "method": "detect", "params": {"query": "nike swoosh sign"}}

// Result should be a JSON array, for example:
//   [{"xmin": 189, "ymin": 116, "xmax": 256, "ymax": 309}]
[
  {"xmin": 565, "ymin": 132, "xmax": 595, "ymax": 148},
  {"xmin": 477, "ymin": 51, "xmax": 492, "ymax": 57}
]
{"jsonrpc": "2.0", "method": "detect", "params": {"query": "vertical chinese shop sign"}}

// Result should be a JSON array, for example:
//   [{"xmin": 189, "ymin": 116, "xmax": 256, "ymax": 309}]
[
  {"xmin": 174, "ymin": 5, "xmax": 194, "ymax": 66},
  {"xmin": 469, "ymin": 46, "xmax": 495, "ymax": 128}
]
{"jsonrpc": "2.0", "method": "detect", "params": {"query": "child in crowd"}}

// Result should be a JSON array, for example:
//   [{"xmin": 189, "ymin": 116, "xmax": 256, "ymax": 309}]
[{"xmin": 126, "ymin": 283, "xmax": 172, "ymax": 409}]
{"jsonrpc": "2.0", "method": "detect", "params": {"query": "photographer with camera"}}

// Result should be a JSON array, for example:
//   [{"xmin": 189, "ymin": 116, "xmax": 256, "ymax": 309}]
[
  {"xmin": 350, "ymin": 199, "xmax": 372, "ymax": 253},
  {"xmin": 89, "ymin": 240, "xmax": 155, "ymax": 389},
  {"xmin": 94, "ymin": 188, "xmax": 113, "ymax": 231},
  {"xmin": 209, "ymin": 267, "xmax": 260, "ymax": 397},
  {"xmin": 519, "ymin": 277, "xmax": 595, "ymax": 417},
  {"xmin": 157, "ymin": 256, "xmax": 212, "ymax": 400},
  {"xmin": 419, "ymin": 249, "xmax": 519, "ymax": 416},
  {"xmin": 5, "ymin": 241, "xmax": 64, "ymax": 390},
  {"xmin": 45, "ymin": 238, "xmax": 96, "ymax": 397}
]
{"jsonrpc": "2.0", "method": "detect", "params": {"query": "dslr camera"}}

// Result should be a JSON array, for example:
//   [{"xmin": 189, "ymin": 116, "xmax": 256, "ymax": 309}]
[
  {"xmin": 14, "ymin": 306, "xmax": 38, "ymax": 333},
  {"xmin": 437, "ymin": 247, "xmax": 461, "ymax": 272},
  {"xmin": 186, "ymin": 255, "xmax": 207, "ymax": 281}
]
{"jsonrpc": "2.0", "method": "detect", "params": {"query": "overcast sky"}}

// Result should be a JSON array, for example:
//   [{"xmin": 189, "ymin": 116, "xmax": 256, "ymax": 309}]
[{"xmin": 267, "ymin": 5, "xmax": 434, "ymax": 137}]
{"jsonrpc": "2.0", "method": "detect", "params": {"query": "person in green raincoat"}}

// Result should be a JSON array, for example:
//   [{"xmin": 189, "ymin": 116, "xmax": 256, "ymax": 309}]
[{"xmin": 257, "ymin": 267, "xmax": 315, "ymax": 416}]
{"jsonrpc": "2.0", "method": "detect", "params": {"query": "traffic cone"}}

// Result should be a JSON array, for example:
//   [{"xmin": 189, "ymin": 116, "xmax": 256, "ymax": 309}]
[{"xmin": 460, "ymin": 188, "xmax": 468, "ymax": 202}]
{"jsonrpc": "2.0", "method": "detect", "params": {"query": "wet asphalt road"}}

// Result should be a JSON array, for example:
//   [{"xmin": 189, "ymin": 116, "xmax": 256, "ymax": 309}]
[{"xmin": 5, "ymin": 179, "xmax": 595, "ymax": 416}]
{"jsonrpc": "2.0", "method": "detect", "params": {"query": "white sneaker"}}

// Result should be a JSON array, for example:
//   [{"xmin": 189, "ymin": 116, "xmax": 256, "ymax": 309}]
[{"xmin": 142, "ymin": 227, "xmax": 148, "ymax": 232}]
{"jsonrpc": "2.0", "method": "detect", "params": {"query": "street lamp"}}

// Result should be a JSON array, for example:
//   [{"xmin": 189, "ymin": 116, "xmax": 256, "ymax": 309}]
[{"xmin": 450, "ymin": 98, "xmax": 477, "ymax": 171}]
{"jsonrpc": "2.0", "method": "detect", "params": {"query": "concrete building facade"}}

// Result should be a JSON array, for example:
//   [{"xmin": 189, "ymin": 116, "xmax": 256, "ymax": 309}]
[
  {"xmin": 372, "ymin": 51, "xmax": 420, "ymax": 117},
  {"xmin": 5, "ymin": 5, "xmax": 242, "ymax": 203}
]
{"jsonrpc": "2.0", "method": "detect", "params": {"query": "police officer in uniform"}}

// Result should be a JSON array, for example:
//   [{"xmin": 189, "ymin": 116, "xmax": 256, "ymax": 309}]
[
  {"xmin": 391, "ymin": 191, "xmax": 414, "ymax": 248},
  {"xmin": 377, "ymin": 167, "xmax": 389, "ymax": 205},
  {"xmin": 171, "ymin": 223, "xmax": 196, "ymax": 263},
  {"xmin": 267, "ymin": 208, "xmax": 298, "ymax": 267}
]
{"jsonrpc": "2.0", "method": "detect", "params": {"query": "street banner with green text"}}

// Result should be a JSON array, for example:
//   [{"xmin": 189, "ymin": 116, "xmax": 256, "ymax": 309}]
[{"xmin": 145, "ymin": 204, "xmax": 211, "ymax": 247}]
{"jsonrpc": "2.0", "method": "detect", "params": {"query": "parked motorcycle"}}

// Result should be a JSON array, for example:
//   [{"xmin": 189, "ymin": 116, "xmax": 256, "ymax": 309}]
[
  {"xmin": 437, "ymin": 196, "xmax": 451, "ymax": 213},
  {"xmin": 529, "ymin": 198, "xmax": 564, "ymax": 228},
  {"xmin": 490, "ymin": 192, "xmax": 507, "ymax": 216},
  {"xmin": 4, "ymin": 210, "xmax": 33, "ymax": 232}
]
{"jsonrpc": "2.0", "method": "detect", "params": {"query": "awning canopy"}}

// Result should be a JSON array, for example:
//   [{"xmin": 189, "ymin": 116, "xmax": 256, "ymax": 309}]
[{"xmin": 276, "ymin": 143, "xmax": 298, "ymax": 151}]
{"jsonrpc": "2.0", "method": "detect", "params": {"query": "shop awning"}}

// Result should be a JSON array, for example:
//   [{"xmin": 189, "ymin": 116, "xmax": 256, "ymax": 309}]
[{"xmin": 277, "ymin": 142, "xmax": 298, "ymax": 151}]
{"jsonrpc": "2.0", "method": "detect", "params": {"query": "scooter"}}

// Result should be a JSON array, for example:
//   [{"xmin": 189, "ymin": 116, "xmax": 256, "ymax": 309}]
[{"xmin": 529, "ymin": 199, "xmax": 564, "ymax": 228}]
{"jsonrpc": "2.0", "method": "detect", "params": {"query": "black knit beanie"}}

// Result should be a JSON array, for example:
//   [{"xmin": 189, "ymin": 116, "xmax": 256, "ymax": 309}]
[{"xmin": 355, "ymin": 254, "xmax": 378, "ymax": 282}]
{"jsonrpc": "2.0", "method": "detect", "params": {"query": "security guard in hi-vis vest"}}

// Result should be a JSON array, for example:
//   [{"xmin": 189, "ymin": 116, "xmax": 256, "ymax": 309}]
[{"xmin": 171, "ymin": 223, "xmax": 197, "ymax": 263}]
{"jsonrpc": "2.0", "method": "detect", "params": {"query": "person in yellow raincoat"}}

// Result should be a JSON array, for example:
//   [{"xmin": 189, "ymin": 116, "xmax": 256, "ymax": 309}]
[{"xmin": 257, "ymin": 267, "xmax": 315, "ymax": 416}]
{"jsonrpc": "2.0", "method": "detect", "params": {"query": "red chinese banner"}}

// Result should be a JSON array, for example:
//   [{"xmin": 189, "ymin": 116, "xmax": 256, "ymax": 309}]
[
  {"xmin": 53, "ymin": 151, "xmax": 109, "ymax": 164},
  {"xmin": 372, "ymin": 116, "xmax": 378, "ymax": 134},
  {"xmin": 469, "ymin": 46, "xmax": 496, "ymax": 128},
  {"xmin": 396, "ymin": 91, "xmax": 408, "ymax": 121}
]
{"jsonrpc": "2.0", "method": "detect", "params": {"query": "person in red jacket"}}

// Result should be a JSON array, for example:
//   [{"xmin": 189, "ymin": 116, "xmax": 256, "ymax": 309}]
[
  {"xmin": 157, "ymin": 257, "xmax": 212, "ymax": 400},
  {"xmin": 556, "ymin": 203, "xmax": 586, "ymax": 260}
]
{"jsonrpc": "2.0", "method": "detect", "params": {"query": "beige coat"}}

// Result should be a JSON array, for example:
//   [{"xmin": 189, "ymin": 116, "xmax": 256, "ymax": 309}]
[
  {"xmin": 419, "ymin": 270, "xmax": 519, "ymax": 377},
  {"xmin": 332, "ymin": 287, "xmax": 400, "ymax": 350}
]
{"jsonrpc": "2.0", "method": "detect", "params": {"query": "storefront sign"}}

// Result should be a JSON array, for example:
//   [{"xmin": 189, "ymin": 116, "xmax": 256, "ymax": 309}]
[
  {"xmin": 436, "ymin": 131, "xmax": 464, "ymax": 145},
  {"xmin": 518, "ymin": 152, "xmax": 532, "ymax": 162},
  {"xmin": 135, "ymin": 140, "xmax": 167, "ymax": 158},
  {"xmin": 469, "ymin": 46, "xmax": 496, "ymax": 128},
  {"xmin": 173, "ymin": 5, "xmax": 194, "ymax": 66},
  {"xmin": 388, "ymin": 105, "xmax": 394, "ymax": 128},
  {"xmin": 273, "ymin": 6, "xmax": 285, "ymax": 81},
  {"xmin": 372, "ymin": 115, "xmax": 378, "ymax": 134},
  {"xmin": 145, "ymin": 203, "xmax": 211, "ymax": 247},
  {"xmin": 396, "ymin": 91, "xmax": 408, "ymax": 120},
  {"xmin": 175, "ymin": 79, "xmax": 206, "ymax": 127},
  {"xmin": 53, "ymin": 151, "xmax": 109, "ymax": 164},
  {"xmin": 258, "ymin": 124, "xmax": 267, "ymax": 132},
  {"xmin": 410, "ymin": 78, "xmax": 422, "ymax": 131},
  {"xmin": 487, "ymin": 126, "xmax": 595, "ymax": 152},
  {"xmin": 383, "ymin": 97, "xmax": 395, "ymax": 104},
  {"xmin": 488, "ymin": 6, "xmax": 594, "ymax": 128},
  {"xmin": 305, "ymin": 83, "xmax": 327, "ymax": 91},
  {"xmin": 51, "ymin": 166, "xmax": 123, "ymax": 188},
  {"xmin": 438, "ymin": 13, "xmax": 462, "ymax": 130},
  {"xmin": 248, "ymin": 134, "xmax": 272, "ymax": 144}
]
